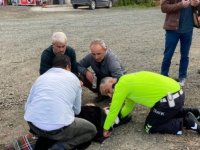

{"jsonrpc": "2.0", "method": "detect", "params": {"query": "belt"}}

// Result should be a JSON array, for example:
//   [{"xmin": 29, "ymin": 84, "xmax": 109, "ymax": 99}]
[
  {"xmin": 28, "ymin": 122, "xmax": 68, "ymax": 135},
  {"xmin": 160, "ymin": 89, "xmax": 183, "ymax": 103}
]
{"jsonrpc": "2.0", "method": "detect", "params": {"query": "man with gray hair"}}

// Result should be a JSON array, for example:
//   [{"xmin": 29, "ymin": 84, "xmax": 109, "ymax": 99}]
[
  {"xmin": 78, "ymin": 39, "xmax": 126, "ymax": 101},
  {"xmin": 39, "ymin": 32, "xmax": 78, "ymax": 75}
]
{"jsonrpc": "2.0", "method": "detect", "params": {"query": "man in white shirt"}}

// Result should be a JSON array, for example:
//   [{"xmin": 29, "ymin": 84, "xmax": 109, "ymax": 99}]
[{"xmin": 24, "ymin": 54, "xmax": 97, "ymax": 150}]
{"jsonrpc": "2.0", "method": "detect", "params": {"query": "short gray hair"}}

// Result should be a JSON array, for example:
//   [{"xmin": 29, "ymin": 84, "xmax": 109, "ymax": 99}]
[
  {"xmin": 100, "ymin": 77, "xmax": 114, "ymax": 95},
  {"xmin": 90, "ymin": 39, "xmax": 107, "ymax": 49},
  {"xmin": 52, "ymin": 32, "xmax": 67, "ymax": 45},
  {"xmin": 100, "ymin": 77, "xmax": 112, "ymax": 85}
]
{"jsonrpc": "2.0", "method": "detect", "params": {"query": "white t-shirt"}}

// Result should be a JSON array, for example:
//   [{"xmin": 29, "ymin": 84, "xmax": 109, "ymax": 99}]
[{"xmin": 24, "ymin": 68, "xmax": 82, "ymax": 131}]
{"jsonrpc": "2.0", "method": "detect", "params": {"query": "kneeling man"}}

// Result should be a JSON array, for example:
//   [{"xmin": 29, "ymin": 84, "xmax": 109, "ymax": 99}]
[
  {"xmin": 100, "ymin": 71, "xmax": 200, "ymax": 137},
  {"xmin": 24, "ymin": 54, "xmax": 97, "ymax": 150}
]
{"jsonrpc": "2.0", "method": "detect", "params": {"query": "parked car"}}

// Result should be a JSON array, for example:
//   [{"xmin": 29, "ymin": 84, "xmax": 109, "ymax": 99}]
[{"xmin": 71, "ymin": 0, "xmax": 113, "ymax": 10}]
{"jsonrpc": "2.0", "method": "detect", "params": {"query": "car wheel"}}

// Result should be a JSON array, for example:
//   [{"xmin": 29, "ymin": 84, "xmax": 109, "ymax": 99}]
[
  {"xmin": 107, "ymin": 0, "xmax": 112, "ymax": 8},
  {"xmin": 89, "ymin": 0, "xmax": 96, "ymax": 10},
  {"xmin": 72, "ymin": 4, "xmax": 78, "ymax": 9}
]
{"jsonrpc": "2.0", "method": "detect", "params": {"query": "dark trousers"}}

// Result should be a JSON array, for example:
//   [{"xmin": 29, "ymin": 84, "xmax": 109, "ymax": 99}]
[
  {"xmin": 28, "ymin": 118, "xmax": 97, "ymax": 150},
  {"xmin": 144, "ymin": 94, "xmax": 185, "ymax": 134}
]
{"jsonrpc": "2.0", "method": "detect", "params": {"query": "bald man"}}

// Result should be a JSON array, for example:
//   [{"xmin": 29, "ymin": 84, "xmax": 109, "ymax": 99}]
[
  {"xmin": 99, "ymin": 71, "xmax": 200, "ymax": 137},
  {"xmin": 40, "ymin": 32, "xmax": 78, "ymax": 75}
]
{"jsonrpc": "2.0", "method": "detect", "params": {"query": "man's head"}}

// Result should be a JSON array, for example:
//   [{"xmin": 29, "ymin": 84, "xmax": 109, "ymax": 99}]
[
  {"xmin": 52, "ymin": 54, "xmax": 71, "ymax": 71},
  {"xmin": 90, "ymin": 39, "xmax": 107, "ymax": 62},
  {"xmin": 52, "ymin": 32, "xmax": 67, "ymax": 55},
  {"xmin": 100, "ymin": 77, "xmax": 117, "ymax": 97}
]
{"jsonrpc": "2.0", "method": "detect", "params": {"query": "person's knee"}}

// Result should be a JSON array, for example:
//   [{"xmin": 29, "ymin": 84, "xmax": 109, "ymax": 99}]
[
  {"xmin": 90, "ymin": 123, "xmax": 97, "ymax": 138},
  {"xmin": 82, "ymin": 119, "xmax": 97, "ymax": 138}
]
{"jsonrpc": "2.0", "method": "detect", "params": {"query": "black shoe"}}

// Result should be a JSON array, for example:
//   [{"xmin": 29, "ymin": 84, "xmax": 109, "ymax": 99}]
[
  {"xmin": 183, "ymin": 108, "xmax": 200, "ymax": 121},
  {"xmin": 185, "ymin": 112, "xmax": 200, "ymax": 134},
  {"xmin": 193, "ymin": 108, "xmax": 200, "ymax": 121}
]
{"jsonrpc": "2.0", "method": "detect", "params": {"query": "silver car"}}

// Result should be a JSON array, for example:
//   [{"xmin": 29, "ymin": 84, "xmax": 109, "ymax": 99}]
[{"xmin": 71, "ymin": 0, "xmax": 113, "ymax": 10}]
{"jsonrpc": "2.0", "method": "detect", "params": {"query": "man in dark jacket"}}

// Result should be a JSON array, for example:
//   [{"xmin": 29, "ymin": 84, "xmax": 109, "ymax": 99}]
[
  {"xmin": 39, "ymin": 32, "xmax": 78, "ymax": 75},
  {"xmin": 78, "ymin": 39, "xmax": 126, "ymax": 101},
  {"xmin": 160, "ymin": 0, "xmax": 200, "ymax": 86}
]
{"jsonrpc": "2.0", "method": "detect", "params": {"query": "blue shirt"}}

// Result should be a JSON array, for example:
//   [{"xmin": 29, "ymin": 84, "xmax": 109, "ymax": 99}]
[{"xmin": 177, "ymin": 6, "xmax": 193, "ymax": 33}]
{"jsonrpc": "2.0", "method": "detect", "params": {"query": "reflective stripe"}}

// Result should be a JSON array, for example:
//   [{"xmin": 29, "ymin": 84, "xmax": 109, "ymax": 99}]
[
  {"xmin": 145, "ymin": 124, "xmax": 152, "ymax": 134},
  {"xmin": 160, "ymin": 89, "xmax": 183, "ymax": 103}
]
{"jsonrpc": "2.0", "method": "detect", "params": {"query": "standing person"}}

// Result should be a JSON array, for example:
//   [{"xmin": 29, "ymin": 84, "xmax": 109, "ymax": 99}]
[
  {"xmin": 78, "ymin": 39, "xmax": 126, "ymax": 101},
  {"xmin": 160, "ymin": 0, "xmax": 200, "ymax": 86},
  {"xmin": 39, "ymin": 32, "xmax": 78, "ymax": 75},
  {"xmin": 99, "ymin": 71, "xmax": 200, "ymax": 137},
  {"xmin": 24, "ymin": 54, "xmax": 97, "ymax": 150}
]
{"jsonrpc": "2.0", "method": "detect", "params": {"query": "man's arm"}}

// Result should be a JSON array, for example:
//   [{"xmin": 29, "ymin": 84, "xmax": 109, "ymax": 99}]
[
  {"xmin": 103, "ymin": 85, "xmax": 128, "ymax": 131},
  {"xmin": 67, "ymin": 47, "xmax": 78, "ymax": 75},
  {"xmin": 77, "ymin": 54, "xmax": 91, "ymax": 75},
  {"xmin": 160, "ymin": 0, "xmax": 185, "ymax": 13},
  {"xmin": 39, "ymin": 50, "xmax": 52, "ymax": 75},
  {"xmin": 108, "ymin": 54, "xmax": 126, "ymax": 78},
  {"xmin": 120, "ymin": 98, "xmax": 136, "ymax": 118},
  {"xmin": 73, "ymin": 83, "xmax": 82, "ymax": 115}
]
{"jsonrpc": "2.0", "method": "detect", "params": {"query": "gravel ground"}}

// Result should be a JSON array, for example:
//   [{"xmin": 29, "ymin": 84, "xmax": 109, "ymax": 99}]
[{"xmin": 0, "ymin": 6, "xmax": 200, "ymax": 150}]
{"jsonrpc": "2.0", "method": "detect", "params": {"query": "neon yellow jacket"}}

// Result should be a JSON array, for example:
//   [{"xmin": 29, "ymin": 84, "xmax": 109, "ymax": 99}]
[{"xmin": 103, "ymin": 71, "xmax": 181, "ymax": 130}]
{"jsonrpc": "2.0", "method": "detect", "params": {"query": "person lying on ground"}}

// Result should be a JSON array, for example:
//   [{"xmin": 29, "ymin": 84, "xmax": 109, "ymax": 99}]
[{"xmin": 76, "ymin": 103, "xmax": 132, "ymax": 144}]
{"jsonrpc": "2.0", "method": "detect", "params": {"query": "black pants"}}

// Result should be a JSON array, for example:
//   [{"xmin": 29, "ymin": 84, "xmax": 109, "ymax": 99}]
[
  {"xmin": 28, "ymin": 118, "xmax": 97, "ymax": 150},
  {"xmin": 144, "ymin": 94, "xmax": 185, "ymax": 134}
]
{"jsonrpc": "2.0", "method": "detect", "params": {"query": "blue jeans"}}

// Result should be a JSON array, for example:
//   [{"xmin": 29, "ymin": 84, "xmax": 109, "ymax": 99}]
[{"xmin": 161, "ymin": 30, "xmax": 193, "ymax": 79}]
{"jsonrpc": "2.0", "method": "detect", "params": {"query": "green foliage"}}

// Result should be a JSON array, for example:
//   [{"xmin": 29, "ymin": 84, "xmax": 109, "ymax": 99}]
[{"xmin": 113, "ymin": 0, "xmax": 156, "ymax": 7}]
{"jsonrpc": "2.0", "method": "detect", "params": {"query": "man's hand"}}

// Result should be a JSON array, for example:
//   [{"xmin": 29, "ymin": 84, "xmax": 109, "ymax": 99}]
[
  {"xmin": 191, "ymin": 0, "xmax": 200, "ymax": 7},
  {"xmin": 103, "ymin": 130, "xmax": 112, "ymax": 138},
  {"xmin": 86, "ymin": 71, "xmax": 95, "ymax": 83},
  {"xmin": 80, "ymin": 80, "xmax": 83, "ymax": 87},
  {"xmin": 182, "ymin": 0, "xmax": 190, "ymax": 8}
]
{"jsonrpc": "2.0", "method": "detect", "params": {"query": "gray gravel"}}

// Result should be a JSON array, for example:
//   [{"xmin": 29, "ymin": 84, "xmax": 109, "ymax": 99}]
[{"xmin": 0, "ymin": 6, "xmax": 200, "ymax": 149}]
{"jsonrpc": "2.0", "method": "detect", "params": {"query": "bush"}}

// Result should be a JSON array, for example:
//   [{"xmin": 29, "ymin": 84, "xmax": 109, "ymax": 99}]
[{"xmin": 114, "ymin": 0, "xmax": 156, "ymax": 7}]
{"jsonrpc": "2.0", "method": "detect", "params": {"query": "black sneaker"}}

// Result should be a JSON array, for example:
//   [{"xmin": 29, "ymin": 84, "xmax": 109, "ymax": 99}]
[
  {"xmin": 183, "ymin": 108, "xmax": 200, "ymax": 121},
  {"xmin": 191, "ymin": 108, "xmax": 200, "ymax": 121},
  {"xmin": 186, "ymin": 112, "xmax": 200, "ymax": 134},
  {"xmin": 194, "ymin": 108, "xmax": 200, "ymax": 121}
]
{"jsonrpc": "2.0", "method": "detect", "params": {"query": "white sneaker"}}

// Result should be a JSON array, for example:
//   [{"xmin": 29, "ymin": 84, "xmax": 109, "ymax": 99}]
[{"xmin": 179, "ymin": 78, "xmax": 186, "ymax": 86}]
